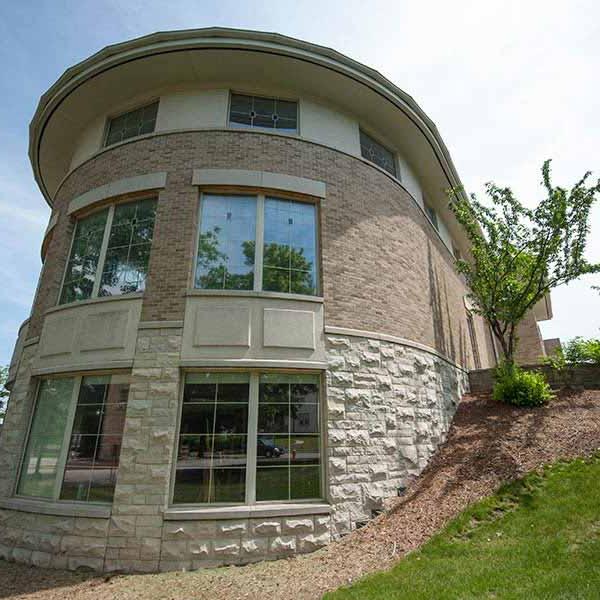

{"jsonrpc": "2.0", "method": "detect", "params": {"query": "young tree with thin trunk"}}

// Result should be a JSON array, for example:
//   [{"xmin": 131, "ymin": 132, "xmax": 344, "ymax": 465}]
[{"xmin": 448, "ymin": 160, "xmax": 600, "ymax": 366}]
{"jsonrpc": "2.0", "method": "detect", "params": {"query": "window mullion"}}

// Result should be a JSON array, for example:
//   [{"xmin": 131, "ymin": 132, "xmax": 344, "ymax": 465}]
[
  {"xmin": 92, "ymin": 205, "xmax": 114, "ymax": 298},
  {"xmin": 254, "ymin": 195, "xmax": 265, "ymax": 292},
  {"xmin": 54, "ymin": 376, "xmax": 81, "ymax": 500},
  {"xmin": 245, "ymin": 373, "xmax": 259, "ymax": 504}
]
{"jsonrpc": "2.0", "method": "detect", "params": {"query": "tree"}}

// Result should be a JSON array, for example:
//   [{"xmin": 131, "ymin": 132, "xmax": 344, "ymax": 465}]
[
  {"xmin": 0, "ymin": 366, "xmax": 9, "ymax": 421},
  {"xmin": 448, "ymin": 160, "xmax": 600, "ymax": 365}
]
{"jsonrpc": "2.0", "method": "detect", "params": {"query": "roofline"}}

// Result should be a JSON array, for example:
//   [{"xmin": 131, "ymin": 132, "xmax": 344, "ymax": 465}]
[{"xmin": 29, "ymin": 26, "xmax": 468, "ymax": 207}]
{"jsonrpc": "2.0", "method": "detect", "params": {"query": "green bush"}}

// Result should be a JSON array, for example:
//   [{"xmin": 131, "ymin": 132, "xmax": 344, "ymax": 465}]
[
  {"xmin": 492, "ymin": 363, "xmax": 553, "ymax": 407},
  {"xmin": 562, "ymin": 337, "xmax": 600, "ymax": 366}
]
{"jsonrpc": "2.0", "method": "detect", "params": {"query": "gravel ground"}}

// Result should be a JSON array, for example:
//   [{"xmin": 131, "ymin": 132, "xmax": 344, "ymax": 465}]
[{"xmin": 1, "ymin": 389, "xmax": 599, "ymax": 600}]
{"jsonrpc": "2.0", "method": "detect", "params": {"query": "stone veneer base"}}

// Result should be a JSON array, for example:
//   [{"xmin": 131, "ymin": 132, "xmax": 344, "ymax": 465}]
[{"xmin": 0, "ymin": 331, "xmax": 467, "ymax": 573}]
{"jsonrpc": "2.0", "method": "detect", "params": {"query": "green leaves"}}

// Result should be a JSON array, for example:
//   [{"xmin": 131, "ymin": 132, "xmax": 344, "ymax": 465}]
[{"xmin": 448, "ymin": 160, "xmax": 600, "ymax": 363}]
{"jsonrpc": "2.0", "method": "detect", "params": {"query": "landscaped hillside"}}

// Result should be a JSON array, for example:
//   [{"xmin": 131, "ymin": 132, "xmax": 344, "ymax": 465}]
[
  {"xmin": 1, "ymin": 390, "xmax": 599, "ymax": 599},
  {"xmin": 326, "ymin": 454, "xmax": 600, "ymax": 599}
]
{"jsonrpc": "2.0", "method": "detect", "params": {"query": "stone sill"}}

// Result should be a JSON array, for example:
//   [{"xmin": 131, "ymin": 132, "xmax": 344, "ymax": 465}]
[
  {"xmin": 186, "ymin": 289, "xmax": 324, "ymax": 303},
  {"xmin": 45, "ymin": 293, "xmax": 143, "ymax": 315},
  {"xmin": 0, "ymin": 496, "xmax": 111, "ymax": 518},
  {"xmin": 164, "ymin": 502, "xmax": 331, "ymax": 521}
]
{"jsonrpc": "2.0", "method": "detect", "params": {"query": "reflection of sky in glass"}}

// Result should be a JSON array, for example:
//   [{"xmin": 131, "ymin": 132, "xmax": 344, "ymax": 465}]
[
  {"xmin": 196, "ymin": 195, "xmax": 256, "ymax": 289},
  {"xmin": 263, "ymin": 198, "xmax": 316, "ymax": 293}
]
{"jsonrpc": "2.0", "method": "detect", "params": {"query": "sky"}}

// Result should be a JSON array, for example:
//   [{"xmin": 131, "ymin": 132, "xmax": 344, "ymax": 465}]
[{"xmin": 0, "ymin": 0, "xmax": 599, "ymax": 365}]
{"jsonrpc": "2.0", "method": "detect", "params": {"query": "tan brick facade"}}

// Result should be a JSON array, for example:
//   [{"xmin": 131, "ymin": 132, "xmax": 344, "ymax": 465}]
[{"xmin": 30, "ymin": 130, "xmax": 494, "ymax": 370}]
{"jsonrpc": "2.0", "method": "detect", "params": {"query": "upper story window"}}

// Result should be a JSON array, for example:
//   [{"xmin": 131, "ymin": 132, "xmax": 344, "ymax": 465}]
[
  {"xmin": 18, "ymin": 374, "xmax": 130, "ymax": 503},
  {"xmin": 359, "ymin": 130, "xmax": 397, "ymax": 177},
  {"xmin": 104, "ymin": 101, "xmax": 159, "ymax": 147},
  {"xmin": 229, "ymin": 93, "xmax": 298, "ymax": 133},
  {"xmin": 60, "ymin": 197, "xmax": 157, "ymax": 304},
  {"xmin": 424, "ymin": 203, "xmax": 439, "ymax": 231},
  {"xmin": 195, "ymin": 194, "xmax": 318, "ymax": 296}
]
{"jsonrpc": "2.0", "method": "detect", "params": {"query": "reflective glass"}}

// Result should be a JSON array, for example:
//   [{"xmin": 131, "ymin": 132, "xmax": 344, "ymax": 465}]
[
  {"xmin": 263, "ymin": 198, "xmax": 317, "ymax": 295},
  {"xmin": 195, "ymin": 195, "xmax": 256, "ymax": 290}
]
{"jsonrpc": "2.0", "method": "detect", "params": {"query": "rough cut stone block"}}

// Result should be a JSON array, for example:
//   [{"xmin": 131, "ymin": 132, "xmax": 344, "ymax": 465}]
[
  {"xmin": 250, "ymin": 520, "xmax": 281, "ymax": 536},
  {"xmin": 283, "ymin": 518, "xmax": 314, "ymax": 534},
  {"xmin": 270, "ymin": 536, "xmax": 296, "ymax": 554}
]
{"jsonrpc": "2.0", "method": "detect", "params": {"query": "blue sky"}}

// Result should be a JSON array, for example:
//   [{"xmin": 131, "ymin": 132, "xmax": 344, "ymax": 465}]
[{"xmin": 0, "ymin": 0, "xmax": 599, "ymax": 364}]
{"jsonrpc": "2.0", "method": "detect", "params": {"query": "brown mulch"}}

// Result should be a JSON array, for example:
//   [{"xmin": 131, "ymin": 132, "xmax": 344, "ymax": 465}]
[{"xmin": 1, "ymin": 389, "xmax": 599, "ymax": 599}]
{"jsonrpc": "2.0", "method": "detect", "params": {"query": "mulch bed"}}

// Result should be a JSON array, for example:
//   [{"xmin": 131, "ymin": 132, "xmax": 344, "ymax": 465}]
[{"xmin": 1, "ymin": 390, "xmax": 599, "ymax": 600}]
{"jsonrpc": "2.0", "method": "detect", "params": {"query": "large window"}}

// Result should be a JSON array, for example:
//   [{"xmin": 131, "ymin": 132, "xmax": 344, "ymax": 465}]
[
  {"xmin": 359, "ymin": 130, "xmax": 397, "ymax": 177},
  {"xmin": 104, "ymin": 101, "xmax": 159, "ymax": 147},
  {"xmin": 173, "ymin": 372, "xmax": 321, "ymax": 505},
  {"xmin": 229, "ymin": 93, "xmax": 298, "ymax": 133},
  {"xmin": 60, "ymin": 198, "xmax": 157, "ymax": 304},
  {"xmin": 195, "ymin": 194, "xmax": 318, "ymax": 296},
  {"xmin": 18, "ymin": 374, "xmax": 130, "ymax": 503}
]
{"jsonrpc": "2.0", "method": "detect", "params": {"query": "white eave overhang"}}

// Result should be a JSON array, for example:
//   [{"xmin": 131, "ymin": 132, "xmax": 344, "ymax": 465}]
[{"xmin": 29, "ymin": 27, "xmax": 469, "ymax": 210}]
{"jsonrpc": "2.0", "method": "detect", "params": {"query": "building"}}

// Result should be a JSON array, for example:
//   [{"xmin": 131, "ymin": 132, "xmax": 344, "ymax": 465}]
[{"xmin": 0, "ymin": 28, "xmax": 551, "ymax": 572}]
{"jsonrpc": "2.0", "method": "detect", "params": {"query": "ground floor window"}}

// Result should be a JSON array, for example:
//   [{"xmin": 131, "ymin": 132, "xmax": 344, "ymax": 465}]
[
  {"xmin": 173, "ymin": 371, "xmax": 322, "ymax": 505},
  {"xmin": 17, "ymin": 374, "xmax": 130, "ymax": 502}
]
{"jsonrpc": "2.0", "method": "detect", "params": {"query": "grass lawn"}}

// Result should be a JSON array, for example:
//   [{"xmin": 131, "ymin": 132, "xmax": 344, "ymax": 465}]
[{"xmin": 325, "ymin": 454, "xmax": 600, "ymax": 600}]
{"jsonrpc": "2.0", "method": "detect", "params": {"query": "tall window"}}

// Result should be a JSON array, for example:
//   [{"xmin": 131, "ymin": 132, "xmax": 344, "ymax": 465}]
[
  {"xmin": 18, "ymin": 374, "xmax": 130, "ymax": 503},
  {"xmin": 104, "ymin": 101, "xmax": 159, "ymax": 147},
  {"xmin": 195, "ymin": 194, "xmax": 318, "ymax": 296},
  {"xmin": 173, "ymin": 372, "xmax": 321, "ymax": 505},
  {"xmin": 60, "ymin": 198, "xmax": 157, "ymax": 304},
  {"xmin": 359, "ymin": 130, "xmax": 397, "ymax": 177},
  {"xmin": 229, "ymin": 93, "xmax": 298, "ymax": 133}
]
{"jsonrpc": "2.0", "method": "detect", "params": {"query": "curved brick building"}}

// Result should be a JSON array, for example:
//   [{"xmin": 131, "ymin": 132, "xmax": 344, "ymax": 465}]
[{"xmin": 0, "ymin": 28, "xmax": 550, "ymax": 572}]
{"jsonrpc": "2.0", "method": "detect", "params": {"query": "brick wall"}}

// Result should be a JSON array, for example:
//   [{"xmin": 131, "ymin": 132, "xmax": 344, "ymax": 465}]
[{"xmin": 30, "ymin": 130, "xmax": 494, "ymax": 369}]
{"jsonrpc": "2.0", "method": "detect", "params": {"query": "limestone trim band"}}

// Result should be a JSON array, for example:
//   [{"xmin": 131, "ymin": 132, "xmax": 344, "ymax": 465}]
[
  {"xmin": 186, "ymin": 289, "xmax": 324, "ymax": 304},
  {"xmin": 30, "ymin": 360, "xmax": 134, "ymax": 377},
  {"xmin": 192, "ymin": 168, "xmax": 327, "ymax": 198},
  {"xmin": 164, "ymin": 503, "xmax": 331, "ymax": 521},
  {"xmin": 180, "ymin": 359, "xmax": 328, "ymax": 370},
  {"xmin": 67, "ymin": 171, "xmax": 167, "ymax": 215},
  {"xmin": 325, "ymin": 325, "xmax": 468, "ymax": 372},
  {"xmin": 0, "ymin": 497, "xmax": 111, "ymax": 519}
]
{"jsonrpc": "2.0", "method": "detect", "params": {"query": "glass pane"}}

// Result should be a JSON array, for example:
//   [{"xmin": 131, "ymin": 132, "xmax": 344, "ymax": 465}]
[
  {"xmin": 195, "ymin": 195, "xmax": 256, "ymax": 290},
  {"xmin": 276, "ymin": 100, "xmax": 297, "ymax": 120},
  {"xmin": 263, "ymin": 198, "xmax": 317, "ymax": 295},
  {"xmin": 359, "ymin": 130, "xmax": 397, "ymax": 177},
  {"xmin": 290, "ymin": 466, "xmax": 320, "ymax": 499},
  {"xmin": 212, "ymin": 468, "xmax": 246, "ymax": 502},
  {"xmin": 99, "ymin": 199, "xmax": 157, "ymax": 297},
  {"xmin": 59, "ymin": 376, "xmax": 130, "ymax": 502},
  {"xmin": 173, "ymin": 376, "xmax": 250, "ymax": 504},
  {"xmin": 256, "ymin": 374, "xmax": 321, "ymax": 501},
  {"xmin": 258, "ymin": 404, "xmax": 288, "ymax": 433},
  {"xmin": 173, "ymin": 468, "xmax": 211, "ymax": 504},
  {"xmin": 105, "ymin": 102, "xmax": 158, "ymax": 146},
  {"xmin": 180, "ymin": 404, "xmax": 215, "ymax": 435},
  {"xmin": 256, "ymin": 467, "xmax": 289, "ymax": 501},
  {"xmin": 18, "ymin": 378, "xmax": 75, "ymax": 498},
  {"xmin": 256, "ymin": 435, "xmax": 288, "ymax": 467},
  {"xmin": 228, "ymin": 94, "xmax": 297, "ymax": 132},
  {"xmin": 88, "ymin": 469, "xmax": 117, "ymax": 502},
  {"xmin": 60, "ymin": 209, "xmax": 108, "ymax": 304},
  {"xmin": 290, "ymin": 435, "xmax": 320, "ymax": 465}
]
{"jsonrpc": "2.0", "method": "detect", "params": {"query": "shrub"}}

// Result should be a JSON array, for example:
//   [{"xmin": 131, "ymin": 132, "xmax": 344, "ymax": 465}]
[
  {"xmin": 562, "ymin": 337, "xmax": 600, "ymax": 366},
  {"xmin": 493, "ymin": 363, "xmax": 553, "ymax": 407}
]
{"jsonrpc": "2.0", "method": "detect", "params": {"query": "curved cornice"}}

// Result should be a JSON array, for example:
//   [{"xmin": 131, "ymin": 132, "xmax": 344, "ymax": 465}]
[{"xmin": 29, "ymin": 27, "xmax": 467, "ymax": 208}]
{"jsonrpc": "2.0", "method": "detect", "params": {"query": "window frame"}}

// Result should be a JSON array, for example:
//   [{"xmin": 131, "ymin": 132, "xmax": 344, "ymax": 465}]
[
  {"xmin": 58, "ymin": 195, "xmax": 157, "ymax": 306},
  {"xmin": 102, "ymin": 100, "xmax": 160, "ymax": 148},
  {"xmin": 15, "ymin": 372, "xmax": 130, "ymax": 505},
  {"xmin": 169, "ymin": 369, "xmax": 326, "ymax": 508},
  {"xmin": 227, "ymin": 91, "xmax": 300, "ymax": 134},
  {"xmin": 193, "ymin": 190, "xmax": 321, "ymax": 297},
  {"xmin": 359, "ymin": 128, "xmax": 398, "ymax": 178}
]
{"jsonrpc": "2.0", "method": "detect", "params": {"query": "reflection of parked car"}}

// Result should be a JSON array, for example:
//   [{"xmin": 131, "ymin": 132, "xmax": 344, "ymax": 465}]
[{"xmin": 257, "ymin": 438, "xmax": 285, "ymax": 458}]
